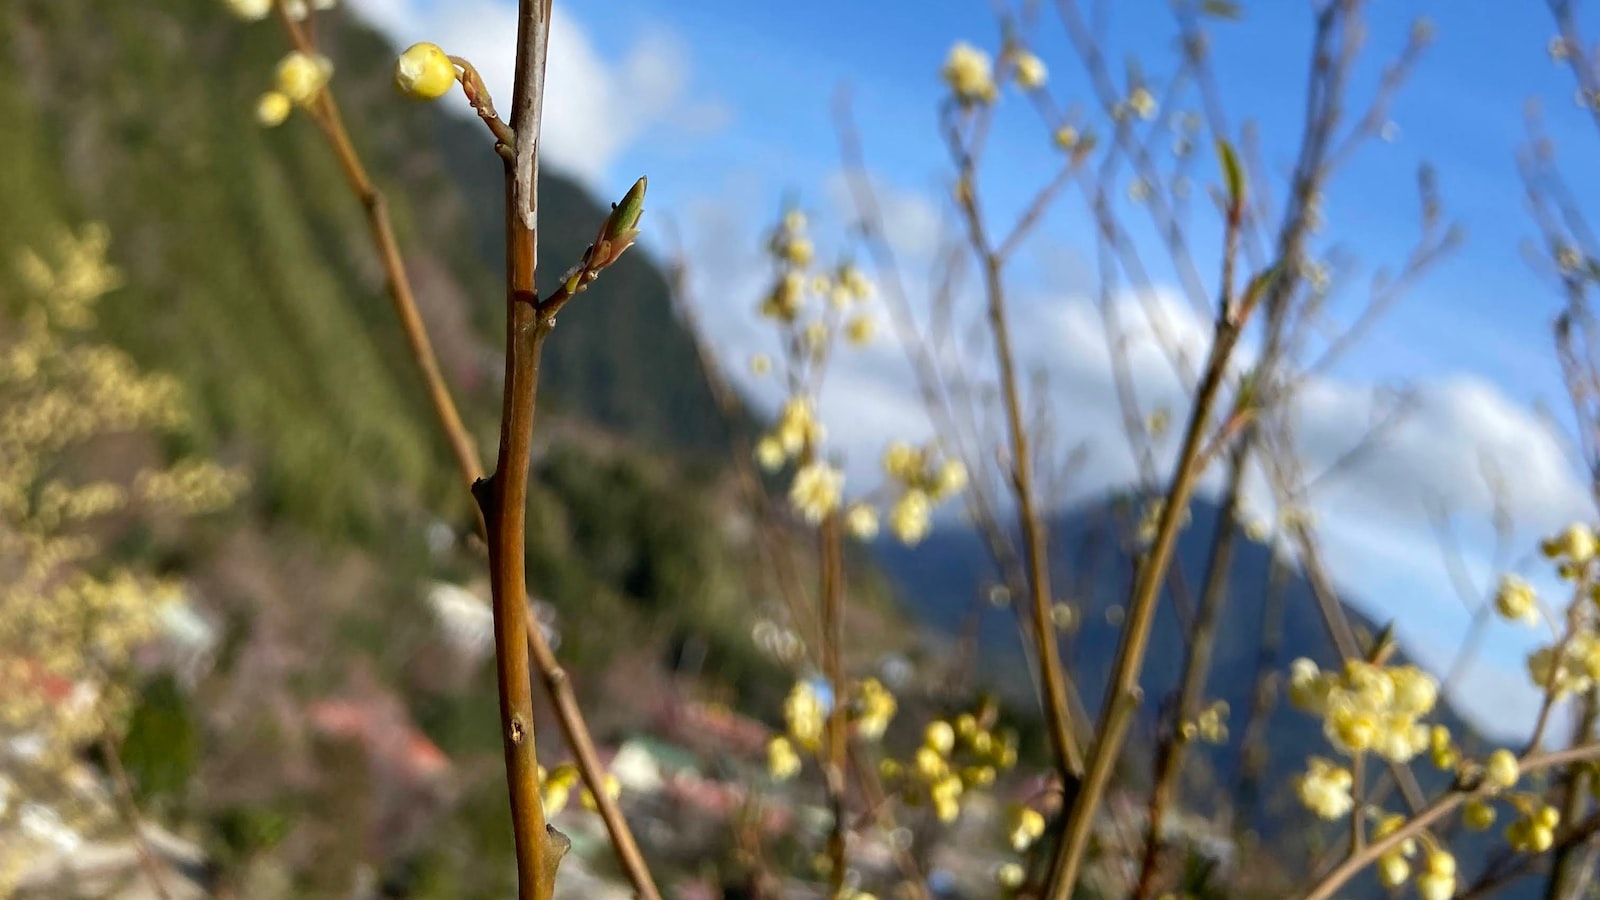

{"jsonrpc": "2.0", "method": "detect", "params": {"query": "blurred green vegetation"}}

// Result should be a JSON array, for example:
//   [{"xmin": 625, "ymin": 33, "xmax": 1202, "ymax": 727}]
[{"xmin": 0, "ymin": 0, "xmax": 730, "ymax": 547}]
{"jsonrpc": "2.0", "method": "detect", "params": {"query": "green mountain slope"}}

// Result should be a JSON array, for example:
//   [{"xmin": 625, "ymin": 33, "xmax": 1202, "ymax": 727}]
[{"xmin": 0, "ymin": 0, "xmax": 729, "ymax": 543}]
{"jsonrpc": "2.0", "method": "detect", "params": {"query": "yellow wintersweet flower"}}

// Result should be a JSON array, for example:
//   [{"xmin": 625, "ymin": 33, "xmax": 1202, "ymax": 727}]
[
  {"xmin": 1376, "ymin": 851, "xmax": 1409, "ymax": 888},
  {"xmin": 838, "ymin": 263, "xmax": 873, "ymax": 300},
  {"xmin": 760, "ymin": 272, "xmax": 806, "ymax": 322},
  {"xmin": 1541, "ymin": 523, "xmax": 1596, "ymax": 565},
  {"xmin": 580, "ymin": 773, "xmax": 621, "ymax": 811},
  {"xmin": 995, "ymin": 862, "xmax": 1025, "ymax": 889},
  {"xmin": 854, "ymin": 678, "xmax": 896, "ymax": 740},
  {"xmin": 789, "ymin": 461, "xmax": 843, "ymax": 524},
  {"xmin": 1006, "ymin": 805, "xmax": 1045, "ymax": 851},
  {"xmin": 942, "ymin": 42, "xmax": 997, "ymax": 105},
  {"xmin": 767, "ymin": 736, "xmax": 801, "ymax": 781},
  {"xmin": 845, "ymin": 315, "xmax": 876, "ymax": 346},
  {"xmin": 754, "ymin": 435, "xmax": 787, "ymax": 473},
  {"xmin": 1010, "ymin": 50, "xmax": 1047, "ymax": 90},
  {"xmin": 776, "ymin": 396, "xmax": 824, "ymax": 454},
  {"xmin": 845, "ymin": 503, "xmax": 879, "ymax": 541},
  {"xmin": 394, "ymin": 42, "xmax": 457, "ymax": 101},
  {"xmin": 783, "ymin": 681, "xmax": 826, "ymax": 751},
  {"xmin": 924, "ymin": 720, "xmax": 956, "ymax": 756},
  {"xmin": 255, "ymin": 91, "xmax": 292, "ymax": 128},
  {"xmin": 275, "ymin": 50, "xmax": 334, "ymax": 106},
  {"xmin": 933, "ymin": 459, "xmax": 968, "ymax": 498},
  {"xmin": 1296, "ymin": 757, "xmax": 1353, "ymax": 819},
  {"xmin": 1528, "ymin": 639, "xmax": 1596, "ymax": 698},
  {"xmin": 1463, "ymin": 799, "xmax": 1496, "ymax": 831},
  {"xmin": 1128, "ymin": 86, "xmax": 1157, "ymax": 120},
  {"xmin": 222, "ymin": 0, "xmax": 272, "ymax": 20},
  {"xmin": 784, "ymin": 236, "xmax": 815, "ymax": 268},
  {"xmin": 1288, "ymin": 658, "xmax": 1331, "ymax": 713},
  {"xmin": 1416, "ymin": 849, "xmax": 1456, "ymax": 900},
  {"xmin": 889, "ymin": 489, "xmax": 932, "ymax": 546},
  {"xmin": 1053, "ymin": 125, "xmax": 1079, "ymax": 151},
  {"xmin": 1484, "ymin": 749, "xmax": 1520, "ymax": 791},
  {"xmin": 1507, "ymin": 807, "xmax": 1557, "ymax": 853},
  {"xmin": 1494, "ymin": 574, "xmax": 1539, "ymax": 625},
  {"xmin": 1194, "ymin": 700, "xmax": 1229, "ymax": 744},
  {"xmin": 882, "ymin": 441, "xmax": 921, "ymax": 481}
]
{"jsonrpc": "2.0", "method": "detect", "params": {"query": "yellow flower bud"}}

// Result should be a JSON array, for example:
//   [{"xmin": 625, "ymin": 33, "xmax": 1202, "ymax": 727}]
[
  {"xmin": 1485, "ymin": 749, "xmax": 1520, "ymax": 791},
  {"xmin": 1376, "ymin": 851, "xmax": 1409, "ymax": 887},
  {"xmin": 995, "ymin": 862, "xmax": 1025, "ymax": 889},
  {"xmin": 275, "ymin": 50, "xmax": 333, "ymax": 106},
  {"xmin": 846, "ymin": 503, "xmax": 879, "ymax": 541},
  {"xmin": 925, "ymin": 720, "xmax": 956, "ymax": 756},
  {"xmin": 1463, "ymin": 799, "xmax": 1496, "ymax": 830},
  {"xmin": 395, "ymin": 42, "xmax": 457, "ymax": 101},
  {"xmin": 767, "ymin": 736, "xmax": 801, "ymax": 781},
  {"xmin": 255, "ymin": 91, "xmax": 292, "ymax": 128},
  {"xmin": 223, "ymin": 0, "xmax": 272, "ymax": 21},
  {"xmin": 1011, "ymin": 51, "xmax": 1047, "ymax": 90}
]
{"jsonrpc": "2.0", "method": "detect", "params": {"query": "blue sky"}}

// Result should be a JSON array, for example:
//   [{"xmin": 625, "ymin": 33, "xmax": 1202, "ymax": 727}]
[{"xmin": 351, "ymin": 0, "xmax": 1600, "ymax": 740}]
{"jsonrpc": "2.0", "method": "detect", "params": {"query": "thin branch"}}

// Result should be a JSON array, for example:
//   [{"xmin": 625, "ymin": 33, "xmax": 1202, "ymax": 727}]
[{"xmin": 270, "ymin": 7, "xmax": 659, "ymax": 895}]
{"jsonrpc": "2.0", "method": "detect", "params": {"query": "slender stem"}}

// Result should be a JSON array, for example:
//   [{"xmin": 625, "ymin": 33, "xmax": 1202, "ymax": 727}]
[
  {"xmin": 98, "ymin": 731, "xmax": 173, "ymax": 900},
  {"xmin": 467, "ymin": 2, "xmax": 562, "ymax": 896},
  {"xmin": 272, "ymin": 8, "xmax": 659, "ymax": 896},
  {"xmin": 1131, "ymin": 447, "xmax": 1247, "ymax": 899},
  {"xmin": 1546, "ymin": 690, "xmax": 1599, "ymax": 899},
  {"xmin": 1302, "ymin": 744, "xmax": 1600, "ymax": 900},
  {"xmin": 1046, "ymin": 260, "xmax": 1249, "ymax": 900},
  {"xmin": 952, "ymin": 158, "xmax": 1086, "ymax": 788},
  {"xmin": 821, "ymin": 511, "xmax": 849, "ymax": 894}
]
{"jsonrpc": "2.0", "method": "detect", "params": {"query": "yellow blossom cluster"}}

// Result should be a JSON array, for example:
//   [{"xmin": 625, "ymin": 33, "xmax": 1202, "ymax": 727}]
[
  {"xmin": 873, "ymin": 441, "xmax": 968, "ymax": 546},
  {"xmin": 748, "ymin": 212, "xmax": 888, "ymax": 531},
  {"xmin": 1289, "ymin": 657, "xmax": 1439, "ymax": 763},
  {"xmin": 1295, "ymin": 756, "xmax": 1354, "ymax": 820},
  {"xmin": 1179, "ymin": 699, "xmax": 1229, "ymax": 745},
  {"xmin": 1, "ymin": 226, "xmax": 243, "ymax": 878},
  {"xmin": 1005, "ymin": 804, "xmax": 1046, "ymax": 852},
  {"xmin": 535, "ymin": 762, "xmax": 619, "ymax": 815},
  {"xmin": 1505, "ymin": 799, "xmax": 1561, "ymax": 853},
  {"xmin": 1511, "ymin": 523, "xmax": 1600, "ymax": 697},
  {"xmin": 849, "ymin": 678, "xmax": 896, "ymax": 742},
  {"xmin": 1494, "ymin": 574, "xmax": 1540, "ymax": 626},
  {"xmin": 1371, "ymin": 812, "xmax": 1456, "ymax": 900},
  {"xmin": 782, "ymin": 680, "xmax": 827, "ymax": 753},
  {"xmin": 879, "ymin": 702, "xmax": 1017, "ymax": 824}
]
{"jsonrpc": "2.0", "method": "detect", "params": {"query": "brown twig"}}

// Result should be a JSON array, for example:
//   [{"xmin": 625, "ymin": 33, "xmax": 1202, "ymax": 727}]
[
  {"xmin": 269, "ymin": 6, "xmax": 659, "ymax": 896},
  {"xmin": 465, "ymin": 2, "xmax": 567, "ymax": 895},
  {"xmin": 948, "ymin": 114, "xmax": 1087, "ymax": 791},
  {"xmin": 1130, "ymin": 444, "xmax": 1248, "ymax": 898},
  {"xmin": 1045, "ymin": 199, "xmax": 1260, "ymax": 899},
  {"xmin": 1300, "ymin": 744, "xmax": 1600, "ymax": 900}
]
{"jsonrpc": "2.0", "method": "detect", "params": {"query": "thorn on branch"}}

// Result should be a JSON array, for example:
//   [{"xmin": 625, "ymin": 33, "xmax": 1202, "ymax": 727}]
[{"xmin": 470, "ymin": 474, "xmax": 496, "ymax": 516}]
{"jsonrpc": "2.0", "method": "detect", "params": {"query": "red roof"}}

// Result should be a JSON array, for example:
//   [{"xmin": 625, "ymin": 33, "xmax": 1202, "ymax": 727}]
[{"xmin": 310, "ymin": 699, "xmax": 451, "ymax": 783}]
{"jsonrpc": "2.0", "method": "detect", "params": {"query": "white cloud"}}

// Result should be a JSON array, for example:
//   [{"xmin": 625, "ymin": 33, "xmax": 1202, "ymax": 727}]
[
  {"xmin": 346, "ymin": 0, "xmax": 715, "ymax": 186},
  {"xmin": 679, "ymin": 165, "xmax": 1584, "ymax": 742}
]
